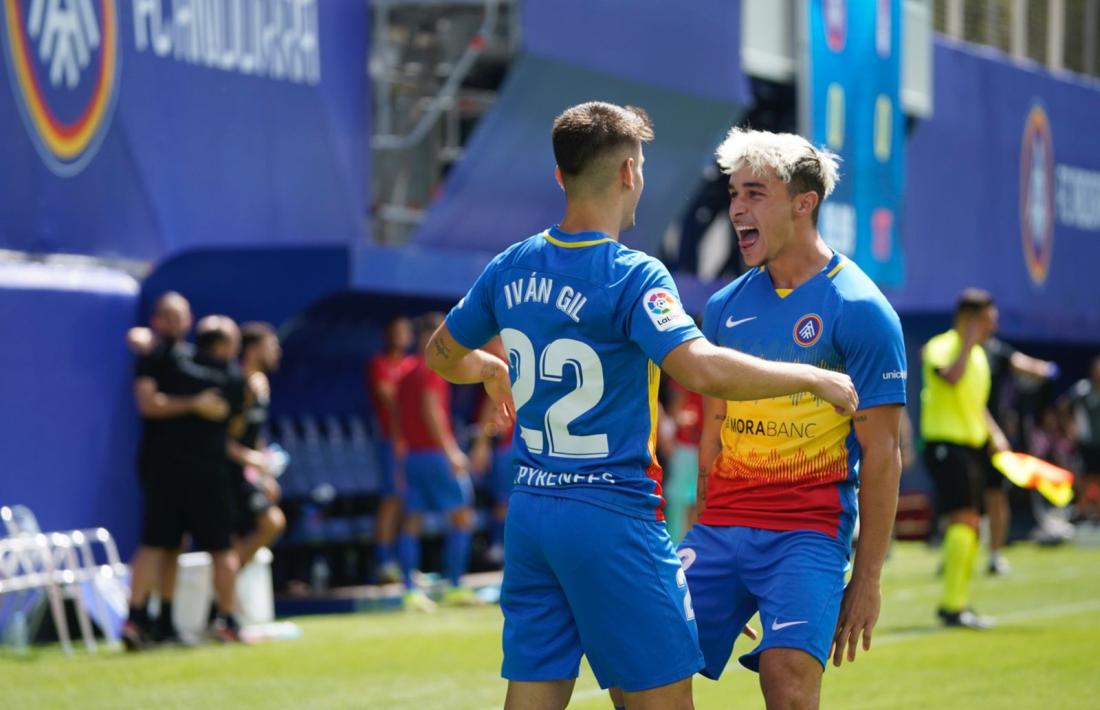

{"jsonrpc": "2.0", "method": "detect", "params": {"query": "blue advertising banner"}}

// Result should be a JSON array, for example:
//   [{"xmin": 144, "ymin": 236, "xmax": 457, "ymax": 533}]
[
  {"xmin": 808, "ymin": 0, "xmax": 906, "ymax": 286},
  {"xmin": 0, "ymin": 0, "xmax": 367, "ymax": 262},
  {"xmin": 889, "ymin": 40, "xmax": 1100, "ymax": 343}
]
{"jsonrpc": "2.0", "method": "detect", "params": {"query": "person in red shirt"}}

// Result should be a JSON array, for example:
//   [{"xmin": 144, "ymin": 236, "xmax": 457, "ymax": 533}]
[
  {"xmin": 365, "ymin": 316, "xmax": 416, "ymax": 583},
  {"xmin": 396, "ymin": 313, "xmax": 477, "ymax": 610}
]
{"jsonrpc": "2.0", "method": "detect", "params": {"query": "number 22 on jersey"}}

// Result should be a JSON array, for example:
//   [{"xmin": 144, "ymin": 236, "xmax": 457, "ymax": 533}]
[{"xmin": 501, "ymin": 328, "xmax": 608, "ymax": 459}]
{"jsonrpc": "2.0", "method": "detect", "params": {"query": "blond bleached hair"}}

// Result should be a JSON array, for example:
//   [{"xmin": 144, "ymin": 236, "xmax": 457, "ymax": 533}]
[{"xmin": 715, "ymin": 127, "xmax": 840, "ymax": 201}]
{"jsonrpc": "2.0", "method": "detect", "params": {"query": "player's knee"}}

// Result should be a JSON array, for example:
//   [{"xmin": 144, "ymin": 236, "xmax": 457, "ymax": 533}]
[
  {"xmin": 212, "ymin": 550, "xmax": 240, "ymax": 575},
  {"xmin": 947, "ymin": 508, "xmax": 980, "ymax": 529},
  {"xmin": 759, "ymin": 650, "xmax": 822, "ymax": 710},
  {"xmin": 760, "ymin": 673, "xmax": 820, "ymax": 710}
]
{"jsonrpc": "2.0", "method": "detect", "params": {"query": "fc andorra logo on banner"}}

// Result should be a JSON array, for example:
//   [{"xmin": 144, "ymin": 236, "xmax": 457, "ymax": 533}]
[
  {"xmin": 1019, "ymin": 104, "xmax": 1055, "ymax": 286},
  {"xmin": 2, "ymin": 0, "xmax": 120, "ymax": 177}
]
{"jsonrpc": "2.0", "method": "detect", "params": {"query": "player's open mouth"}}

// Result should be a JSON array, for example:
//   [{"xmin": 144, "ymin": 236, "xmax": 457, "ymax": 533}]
[{"xmin": 735, "ymin": 224, "xmax": 760, "ymax": 250}]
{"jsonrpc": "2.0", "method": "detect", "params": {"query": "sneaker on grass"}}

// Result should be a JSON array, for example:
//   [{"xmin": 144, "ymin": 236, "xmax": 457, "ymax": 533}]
[
  {"xmin": 937, "ymin": 607, "xmax": 995, "ymax": 630},
  {"xmin": 403, "ymin": 589, "xmax": 437, "ymax": 613}
]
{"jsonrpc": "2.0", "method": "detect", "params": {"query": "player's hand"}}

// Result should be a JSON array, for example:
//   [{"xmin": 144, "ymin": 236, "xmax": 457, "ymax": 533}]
[
  {"xmin": 192, "ymin": 389, "xmax": 229, "ymax": 421},
  {"xmin": 446, "ymin": 447, "xmax": 470, "ymax": 475},
  {"xmin": 811, "ymin": 370, "xmax": 859, "ymax": 416},
  {"xmin": 830, "ymin": 574, "xmax": 881, "ymax": 667},
  {"xmin": 990, "ymin": 429, "xmax": 1011, "ymax": 454},
  {"xmin": 126, "ymin": 327, "xmax": 156, "ymax": 355},
  {"xmin": 482, "ymin": 359, "xmax": 516, "ymax": 430},
  {"xmin": 741, "ymin": 623, "xmax": 758, "ymax": 641}
]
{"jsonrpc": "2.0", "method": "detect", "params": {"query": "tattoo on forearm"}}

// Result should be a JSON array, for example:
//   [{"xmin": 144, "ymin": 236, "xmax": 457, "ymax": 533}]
[
  {"xmin": 433, "ymin": 338, "xmax": 452, "ymax": 359},
  {"xmin": 854, "ymin": 414, "xmax": 868, "ymax": 422},
  {"xmin": 480, "ymin": 362, "xmax": 498, "ymax": 381}
]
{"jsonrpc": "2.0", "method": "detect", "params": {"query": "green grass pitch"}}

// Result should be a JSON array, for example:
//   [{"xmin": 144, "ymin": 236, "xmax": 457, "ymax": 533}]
[{"xmin": 5, "ymin": 541, "xmax": 1100, "ymax": 709}]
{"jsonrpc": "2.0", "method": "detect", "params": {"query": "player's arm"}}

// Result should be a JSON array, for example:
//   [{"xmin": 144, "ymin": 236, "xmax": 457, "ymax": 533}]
[
  {"xmin": 421, "ymin": 386, "xmax": 468, "ymax": 474},
  {"xmin": 1009, "ymin": 350, "xmax": 1058, "ymax": 380},
  {"xmin": 985, "ymin": 409, "xmax": 1011, "ymax": 452},
  {"xmin": 831, "ymin": 404, "xmax": 903, "ymax": 667},
  {"xmin": 227, "ymin": 439, "xmax": 268, "ymax": 470},
  {"xmin": 898, "ymin": 409, "xmax": 916, "ymax": 471},
  {"xmin": 134, "ymin": 377, "xmax": 227, "ymax": 421},
  {"xmin": 662, "ymin": 338, "xmax": 858, "ymax": 415},
  {"xmin": 426, "ymin": 324, "xmax": 514, "ymax": 423},
  {"xmin": 696, "ymin": 396, "xmax": 725, "ymax": 510}
]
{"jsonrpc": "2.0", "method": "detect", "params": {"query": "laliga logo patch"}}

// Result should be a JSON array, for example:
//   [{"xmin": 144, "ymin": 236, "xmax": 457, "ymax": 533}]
[
  {"xmin": 1019, "ymin": 104, "xmax": 1054, "ymax": 286},
  {"xmin": 2, "ymin": 0, "xmax": 121, "ymax": 176},
  {"xmin": 793, "ymin": 314, "xmax": 823, "ymax": 347},
  {"xmin": 644, "ymin": 288, "xmax": 688, "ymax": 332},
  {"xmin": 646, "ymin": 290, "xmax": 675, "ymax": 315}
]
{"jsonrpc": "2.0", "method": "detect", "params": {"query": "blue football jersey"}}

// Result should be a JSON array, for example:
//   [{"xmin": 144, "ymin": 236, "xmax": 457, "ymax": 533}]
[
  {"xmin": 446, "ymin": 225, "xmax": 702, "ymax": 519},
  {"xmin": 697, "ymin": 252, "xmax": 907, "ymax": 543}
]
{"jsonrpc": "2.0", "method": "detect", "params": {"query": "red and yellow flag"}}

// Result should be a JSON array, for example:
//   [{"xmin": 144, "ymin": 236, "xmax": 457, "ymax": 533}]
[{"xmin": 991, "ymin": 452, "xmax": 1075, "ymax": 507}]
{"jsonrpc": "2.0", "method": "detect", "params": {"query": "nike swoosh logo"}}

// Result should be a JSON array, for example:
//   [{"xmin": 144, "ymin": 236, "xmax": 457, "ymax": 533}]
[
  {"xmin": 771, "ymin": 619, "xmax": 809, "ymax": 631},
  {"xmin": 725, "ymin": 316, "xmax": 757, "ymax": 328}
]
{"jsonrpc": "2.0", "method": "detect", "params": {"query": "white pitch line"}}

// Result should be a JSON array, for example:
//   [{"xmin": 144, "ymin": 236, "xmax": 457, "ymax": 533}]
[{"xmin": 473, "ymin": 599, "xmax": 1100, "ymax": 709}]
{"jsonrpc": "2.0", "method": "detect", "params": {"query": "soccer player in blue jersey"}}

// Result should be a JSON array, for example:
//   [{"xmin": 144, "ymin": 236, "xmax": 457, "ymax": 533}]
[
  {"xmin": 425, "ymin": 103, "xmax": 858, "ymax": 710},
  {"xmin": 679, "ymin": 128, "xmax": 907, "ymax": 709}
]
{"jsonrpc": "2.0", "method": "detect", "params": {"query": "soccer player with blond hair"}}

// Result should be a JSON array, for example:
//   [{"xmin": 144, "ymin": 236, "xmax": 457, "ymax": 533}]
[{"xmin": 678, "ymin": 128, "xmax": 907, "ymax": 709}]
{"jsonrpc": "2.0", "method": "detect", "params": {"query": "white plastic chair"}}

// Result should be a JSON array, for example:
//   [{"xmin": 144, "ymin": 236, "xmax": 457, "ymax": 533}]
[
  {"xmin": 0, "ymin": 534, "xmax": 76, "ymax": 655},
  {"xmin": 1, "ymin": 505, "xmax": 129, "ymax": 652}
]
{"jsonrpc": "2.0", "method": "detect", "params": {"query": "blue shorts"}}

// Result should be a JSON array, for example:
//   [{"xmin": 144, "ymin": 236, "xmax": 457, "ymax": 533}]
[
  {"xmin": 488, "ymin": 446, "xmax": 514, "ymax": 503},
  {"xmin": 501, "ymin": 492, "xmax": 704, "ymax": 692},
  {"xmin": 373, "ymin": 439, "xmax": 400, "ymax": 497},
  {"xmin": 403, "ymin": 451, "xmax": 472, "ymax": 514},
  {"xmin": 678, "ymin": 525, "xmax": 849, "ymax": 676}
]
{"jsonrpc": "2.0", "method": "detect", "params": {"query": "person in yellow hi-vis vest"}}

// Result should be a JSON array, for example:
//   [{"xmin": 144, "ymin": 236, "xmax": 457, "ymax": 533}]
[{"xmin": 921, "ymin": 288, "xmax": 1011, "ymax": 629}]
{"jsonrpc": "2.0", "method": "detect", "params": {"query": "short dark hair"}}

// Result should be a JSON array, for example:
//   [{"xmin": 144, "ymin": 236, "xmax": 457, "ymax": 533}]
[
  {"xmin": 241, "ymin": 321, "xmax": 276, "ymax": 354},
  {"xmin": 196, "ymin": 327, "xmax": 230, "ymax": 352},
  {"xmin": 415, "ymin": 312, "xmax": 445, "ymax": 338},
  {"xmin": 954, "ymin": 288, "xmax": 995, "ymax": 318},
  {"xmin": 787, "ymin": 157, "xmax": 831, "ymax": 224},
  {"xmin": 552, "ymin": 102, "xmax": 654, "ymax": 180}
]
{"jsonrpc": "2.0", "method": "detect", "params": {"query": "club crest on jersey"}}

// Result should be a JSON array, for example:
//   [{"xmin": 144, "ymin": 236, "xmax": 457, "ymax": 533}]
[
  {"xmin": 2, "ymin": 0, "xmax": 121, "ymax": 176},
  {"xmin": 793, "ymin": 314, "xmax": 823, "ymax": 347},
  {"xmin": 644, "ymin": 288, "xmax": 689, "ymax": 332}
]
